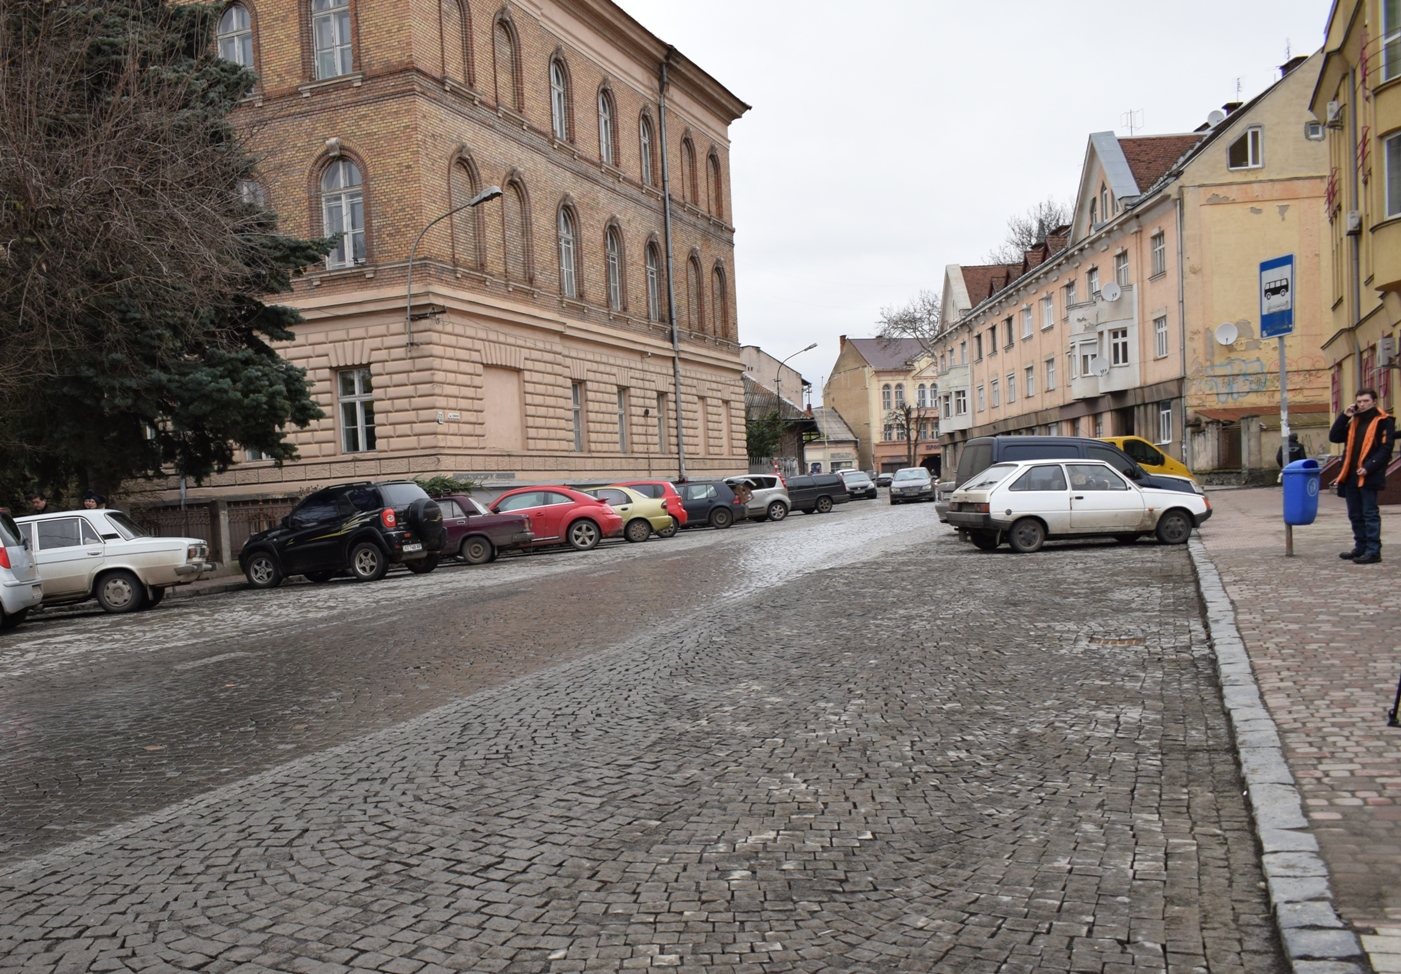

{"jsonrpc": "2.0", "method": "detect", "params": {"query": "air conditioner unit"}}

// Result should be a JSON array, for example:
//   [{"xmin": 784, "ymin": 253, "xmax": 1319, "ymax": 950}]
[
  {"xmin": 1347, "ymin": 210, "xmax": 1363, "ymax": 235},
  {"xmin": 1326, "ymin": 100, "xmax": 1345, "ymax": 128}
]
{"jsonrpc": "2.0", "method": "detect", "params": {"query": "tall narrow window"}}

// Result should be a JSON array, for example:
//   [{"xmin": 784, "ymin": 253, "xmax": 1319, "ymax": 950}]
[
  {"xmin": 1114, "ymin": 251, "xmax": 1129, "ymax": 286},
  {"xmin": 1154, "ymin": 315, "xmax": 1169, "ymax": 358},
  {"xmin": 493, "ymin": 21, "xmax": 518, "ymax": 110},
  {"xmin": 441, "ymin": 0, "xmax": 471, "ymax": 84},
  {"xmin": 1021, "ymin": 307, "xmax": 1033, "ymax": 338},
  {"xmin": 605, "ymin": 227, "xmax": 622, "ymax": 311},
  {"xmin": 1110, "ymin": 328, "xmax": 1129, "ymax": 366},
  {"xmin": 917, "ymin": 384, "xmax": 928, "ymax": 408},
  {"xmin": 687, "ymin": 257, "xmax": 703, "ymax": 331},
  {"xmin": 1227, "ymin": 127, "xmax": 1263, "ymax": 169},
  {"xmin": 680, "ymin": 140, "xmax": 696, "ymax": 204},
  {"xmin": 338, "ymin": 367, "xmax": 375, "ymax": 453},
  {"xmin": 1025, "ymin": 365, "xmax": 1035, "ymax": 398},
  {"xmin": 645, "ymin": 244, "xmax": 661, "ymax": 321},
  {"xmin": 1151, "ymin": 231, "xmax": 1167, "ymax": 276},
  {"xmin": 312, "ymin": 0, "xmax": 353, "ymax": 80},
  {"xmin": 616, "ymin": 388, "xmax": 629, "ymax": 452},
  {"xmin": 1005, "ymin": 373, "xmax": 1015, "ymax": 404},
  {"xmin": 990, "ymin": 379, "xmax": 1000, "ymax": 407},
  {"xmin": 1158, "ymin": 401, "xmax": 1173, "ymax": 444},
  {"xmin": 218, "ymin": 5, "xmax": 254, "ymax": 67},
  {"xmin": 321, "ymin": 159, "xmax": 364, "ymax": 268},
  {"xmin": 504, "ymin": 180, "xmax": 530, "ymax": 281},
  {"xmin": 894, "ymin": 383, "xmax": 905, "ymax": 407},
  {"xmin": 656, "ymin": 393, "xmax": 667, "ymax": 452},
  {"xmin": 1387, "ymin": 0, "xmax": 1401, "ymax": 82},
  {"xmin": 449, "ymin": 158, "xmax": 482, "ymax": 270},
  {"xmin": 1387, "ymin": 133, "xmax": 1401, "ymax": 219},
  {"xmin": 639, "ymin": 115, "xmax": 655, "ymax": 186},
  {"xmin": 570, "ymin": 381, "xmax": 585, "ymax": 451},
  {"xmin": 1087, "ymin": 267, "xmax": 1100, "ymax": 298},
  {"xmin": 882, "ymin": 384, "xmax": 892, "ymax": 410},
  {"xmin": 711, "ymin": 265, "xmax": 728, "ymax": 338},
  {"xmin": 1041, "ymin": 293, "xmax": 1054, "ymax": 328},
  {"xmin": 598, "ymin": 90, "xmax": 615, "ymax": 165},
  {"xmin": 550, "ymin": 60, "xmax": 569, "ymax": 141},
  {"xmin": 1099, "ymin": 183, "xmax": 1109, "ymax": 221},
  {"xmin": 1065, "ymin": 279, "xmax": 1077, "ymax": 306},
  {"xmin": 557, "ymin": 208, "xmax": 577, "ymax": 298},
  {"xmin": 707, "ymin": 154, "xmax": 723, "ymax": 218}
]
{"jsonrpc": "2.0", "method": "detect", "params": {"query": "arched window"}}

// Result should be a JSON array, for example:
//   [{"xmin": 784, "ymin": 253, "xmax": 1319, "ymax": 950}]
[
  {"xmin": 449, "ymin": 157, "xmax": 483, "ymax": 270},
  {"xmin": 492, "ymin": 20, "xmax": 519, "ymax": 110},
  {"xmin": 1089, "ymin": 197, "xmax": 1098, "ymax": 226},
  {"xmin": 312, "ymin": 0, "xmax": 353, "ymax": 80},
  {"xmin": 706, "ymin": 154, "xmax": 723, "ymax": 219},
  {"xmin": 687, "ymin": 256, "xmax": 703, "ymax": 331},
  {"xmin": 1099, "ymin": 183, "xmax": 1110, "ymax": 219},
  {"xmin": 894, "ymin": 383, "xmax": 905, "ymax": 407},
  {"xmin": 549, "ymin": 60, "xmax": 569, "ymax": 141},
  {"xmin": 645, "ymin": 243, "xmax": 661, "ymax": 321},
  {"xmin": 639, "ymin": 115, "xmax": 655, "ymax": 186},
  {"xmin": 711, "ymin": 265, "xmax": 728, "ymax": 338},
  {"xmin": 503, "ymin": 179, "xmax": 530, "ymax": 282},
  {"xmin": 321, "ymin": 158, "xmax": 364, "ymax": 268},
  {"xmin": 597, "ymin": 90, "xmax": 615, "ymax": 165},
  {"xmin": 558, "ymin": 208, "xmax": 577, "ymax": 298},
  {"xmin": 882, "ymin": 384, "xmax": 892, "ymax": 410},
  {"xmin": 440, "ymin": 0, "xmax": 471, "ymax": 85},
  {"xmin": 917, "ymin": 384, "xmax": 927, "ymax": 408},
  {"xmin": 680, "ymin": 139, "xmax": 696, "ymax": 204},
  {"xmin": 218, "ymin": 5, "xmax": 254, "ymax": 67},
  {"xmin": 605, "ymin": 226, "xmax": 623, "ymax": 311}
]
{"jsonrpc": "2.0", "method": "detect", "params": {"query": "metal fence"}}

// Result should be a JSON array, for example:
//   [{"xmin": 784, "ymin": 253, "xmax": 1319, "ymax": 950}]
[
  {"xmin": 132, "ymin": 504, "xmax": 211, "ymax": 542},
  {"xmin": 228, "ymin": 498, "xmax": 296, "ymax": 554}
]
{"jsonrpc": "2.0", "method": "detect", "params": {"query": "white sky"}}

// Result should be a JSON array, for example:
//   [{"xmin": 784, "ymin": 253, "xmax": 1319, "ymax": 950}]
[{"xmin": 613, "ymin": 0, "xmax": 1332, "ymax": 402}]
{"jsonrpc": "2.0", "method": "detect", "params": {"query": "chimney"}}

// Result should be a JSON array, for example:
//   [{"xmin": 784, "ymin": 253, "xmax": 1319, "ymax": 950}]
[
  {"xmin": 1222, "ymin": 101, "xmax": 1243, "ymax": 116},
  {"xmin": 1280, "ymin": 55, "xmax": 1308, "ymax": 77}
]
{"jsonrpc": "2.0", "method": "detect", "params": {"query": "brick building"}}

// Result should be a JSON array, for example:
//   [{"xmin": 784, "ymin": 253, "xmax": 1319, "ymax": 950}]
[{"xmin": 179, "ymin": 0, "xmax": 749, "ymax": 506}]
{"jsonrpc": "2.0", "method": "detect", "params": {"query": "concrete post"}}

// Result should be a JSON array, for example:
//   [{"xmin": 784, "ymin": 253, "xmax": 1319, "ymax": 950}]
[{"xmin": 207, "ymin": 500, "xmax": 231, "ymax": 567}]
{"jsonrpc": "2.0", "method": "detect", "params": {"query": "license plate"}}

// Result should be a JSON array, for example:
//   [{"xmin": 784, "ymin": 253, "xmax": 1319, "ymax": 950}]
[{"xmin": 402, "ymin": 543, "xmax": 423, "ymax": 553}]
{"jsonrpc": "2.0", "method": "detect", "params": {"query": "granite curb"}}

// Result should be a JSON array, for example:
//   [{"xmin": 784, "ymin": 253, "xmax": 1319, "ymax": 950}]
[{"xmin": 1188, "ymin": 536, "xmax": 1370, "ymax": 974}]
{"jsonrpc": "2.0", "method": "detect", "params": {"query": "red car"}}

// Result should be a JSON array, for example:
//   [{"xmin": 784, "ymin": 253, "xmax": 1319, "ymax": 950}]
[
  {"xmin": 488, "ymin": 486, "xmax": 624, "ymax": 551},
  {"xmin": 612, "ymin": 480, "xmax": 689, "ymax": 529}
]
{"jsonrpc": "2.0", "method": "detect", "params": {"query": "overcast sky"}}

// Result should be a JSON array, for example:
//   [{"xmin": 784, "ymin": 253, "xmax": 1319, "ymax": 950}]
[{"xmin": 613, "ymin": 0, "xmax": 1331, "ymax": 402}]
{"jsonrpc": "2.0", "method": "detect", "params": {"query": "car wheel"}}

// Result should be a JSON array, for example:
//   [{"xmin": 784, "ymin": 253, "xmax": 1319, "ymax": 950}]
[
  {"xmin": 306, "ymin": 571, "xmax": 336, "ymax": 584},
  {"xmin": 1008, "ymin": 518, "xmax": 1046, "ymax": 554},
  {"xmin": 96, "ymin": 570, "xmax": 146, "ymax": 613},
  {"xmin": 766, "ymin": 501, "xmax": 789, "ymax": 522},
  {"xmin": 815, "ymin": 496, "xmax": 834, "ymax": 514},
  {"xmin": 141, "ymin": 586, "xmax": 166, "ymax": 609},
  {"xmin": 709, "ymin": 507, "xmax": 734, "ymax": 529},
  {"xmin": 624, "ymin": 518, "xmax": 653, "ymax": 543},
  {"xmin": 657, "ymin": 521, "xmax": 678, "ymax": 539},
  {"xmin": 244, "ymin": 551, "xmax": 282, "ymax": 589},
  {"xmin": 1155, "ymin": 510, "xmax": 1193, "ymax": 545},
  {"xmin": 969, "ymin": 531, "xmax": 1001, "ymax": 551},
  {"xmin": 405, "ymin": 553, "xmax": 441, "ymax": 574},
  {"xmin": 349, "ymin": 542, "xmax": 388, "ymax": 582},
  {"xmin": 567, "ymin": 519, "xmax": 601, "ymax": 550},
  {"xmin": 460, "ymin": 536, "xmax": 494, "ymax": 565},
  {"xmin": 0, "ymin": 607, "xmax": 28, "ymax": 631}
]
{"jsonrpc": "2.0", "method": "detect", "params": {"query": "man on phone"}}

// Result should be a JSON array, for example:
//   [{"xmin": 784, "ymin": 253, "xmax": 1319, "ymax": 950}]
[{"xmin": 1330, "ymin": 388, "xmax": 1395, "ymax": 563}]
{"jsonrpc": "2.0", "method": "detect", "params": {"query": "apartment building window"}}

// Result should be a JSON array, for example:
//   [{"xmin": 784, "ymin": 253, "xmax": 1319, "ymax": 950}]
[
  {"xmin": 1041, "ymin": 294, "xmax": 1054, "ymax": 329},
  {"xmin": 989, "ymin": 327, "xmax": 999, "ymax": 355},
  {"xmin": 312, "ymin": 0, "xmax": 353, "ymax": 79},
  {"xmin": 1005, "ymin": 373, "xmax": 1015, "ymax": 403},
  {"xmin": 616, "ymin": 388, "xmax": 629, "ymax": 452},
  {"xmin": 337, "ymin": 367, "xmax": 375, "ymax": 453},
  {"xmin": 1094, "ymin": 416, "xmax": 1104, "ymax": 438},
  {"xmin": 1387, "ymin": 0, "xmax": 1401, "ymax": 82},
  {"xmin": 1158, "ymin": 401, "xmax": 1173, "ymax": 444},
  {"xmin": 605, "ymin": 227, "xmax": 623, "ymax": 310},
  {"xmin": 1387, "ymin": 132, "xmax": 1401, "ymax": 219},
  {"xmin": 990, "ymin": 379, "xmax": 1000, "ymax": 407},
  {"xmin": 1114, "ymin": 251, "xmax": 1129, "ymax": 287},
  {"xmin": 1045, "ymin": 358, "xmax": 1056, "ymax": 391},
  {"xmin": 942, "ymin": 393, "xmax": 951, "ymax": 416},
  {"xmin": 1004, "ymin": 319, "xmax": 1014, "ymax": 348},
  {"xmin": 883, "ymin": 424, "xmax": 894, "ymax": 441},
  {"xmin": 549, "ymin": 60, "xmax": 570, "ymax": 141},
  {"xmin": 882, "ymin": 384, "xmax": 892, "ymax": 410},
  {"xmin": 1154, "ymin": 315, "xmax": 1169, "ymax": 358},
  {"xmin": 1110, "ymin": 328, "xmax": 1129, "ymax": 366},
  {"xmin": 976, "ymin": 385, "xmax": 985, "ymax": 411},
  {"xmin": 571, "ymin": 381, "xmax": 586, "ymax": 451},
  {"xmin": 1087, "ymin": 266, "xmax": 1100, "ymax": 299},
  {"xmin": 917, "ymin": 384, "xmax": 928, "ymax": 408},
  {"xmin": 557, "ymin": 208, "xmax": 578, "ymax": 298},
  {"xmin": 894, "ymin": 383, "xmax": 905, "ymax": 407},
  {"xmin": 1078, "ymin": 342, "xmax": 1096, "ymax": 377},
  {"xmin": 955, "ymin": 390, "xmax": 968, "ymax": 415},
  {"xmin": 1227, "ymin": 127, "xmax": 1263, "ymax": 170},
  {"xmin": 1064, "ymin": 279, "xmax": 1077, "ymax": 307},
  {"xmin": 1151, "ymin": 231, "xmax": 1167, "ymax": 276},
  {"xmin": 655, "ymin": 393, "xmax": 667, "ymax": 452},
  {"xmin": 645, "ymin": 244, "xmax": 661, "ymax": 321},
  {"xmin": 974, "ymin": 335, "xmax": 983, "ymax": 361},
  {"xmin": 639, "ymin": 116, "xmax": 655, "ymax": 185},
  {"xmin": 1025, "ymin": 365, "xmax": 1035, "ymax": 398},
  {"xmin": 597, "ymin": 90, "xmax": 616, "ymax": 165},
  {"xmin": 939, "ymin": 353, "xmax": 947, "ymax": 371},
  {"xmin": 321, "ymin": 159, "xmax": 364, "ymax": 268},
  {"xmin": 1022, "ymin": 307, "xmax": 1033, "ymax": 339},
  {"xmin": 218, "ymin": 5, "xmax": 254, "ymax": 67}
]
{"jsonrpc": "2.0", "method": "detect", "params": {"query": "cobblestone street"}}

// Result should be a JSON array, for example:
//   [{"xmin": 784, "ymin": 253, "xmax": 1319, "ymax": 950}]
[{"xmin": 0, "ymin": 501, "xmax": 1284, "ymax": 972}]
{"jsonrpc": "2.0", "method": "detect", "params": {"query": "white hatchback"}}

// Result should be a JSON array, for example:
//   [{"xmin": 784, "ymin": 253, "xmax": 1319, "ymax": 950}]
[
  {"xmin": 0, "ymin": 509, "xmax": 43, "ymax": 631},
  {"xmin": 16, "ymin": 509, "xmax": 213, "ymax": 613},
  {"xmin": 945, "ymin": 460, "xmax": 1212, "ymax": 553}
]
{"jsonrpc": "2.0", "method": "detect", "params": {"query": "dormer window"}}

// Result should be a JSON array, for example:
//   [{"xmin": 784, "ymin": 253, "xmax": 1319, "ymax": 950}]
[{"xmin": 1228, "ymin": 127, "xmax": 1263, "ymax": 170}]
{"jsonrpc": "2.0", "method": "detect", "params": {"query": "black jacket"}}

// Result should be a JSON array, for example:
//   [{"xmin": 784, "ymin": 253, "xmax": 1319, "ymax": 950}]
[
  {"xmin": 1276, "ymin": 440, "xmax": 1307, "ymax": 468},
  {"xmin": 1330, "ymin": 408, "xmax": 1396, "ymax": 490}
]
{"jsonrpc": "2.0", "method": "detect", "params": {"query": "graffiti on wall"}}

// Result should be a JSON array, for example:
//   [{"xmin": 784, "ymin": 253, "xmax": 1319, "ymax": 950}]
[{"xmin": 1200, "ymin": 358, "xmax": 1269, "ymax": 401}]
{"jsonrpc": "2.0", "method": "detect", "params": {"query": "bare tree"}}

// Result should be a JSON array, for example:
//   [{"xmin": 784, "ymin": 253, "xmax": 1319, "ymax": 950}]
[
  {"xmin": 984, "ymin": 197, "xmax": 1071, "ymax": 263},
  {"xmin": 885, "ymin": 401, "xmax": 937, "ymax": 468},
  {"xmin": 876, "ymin": 289, "xmax": 942, "ymax": 354}
]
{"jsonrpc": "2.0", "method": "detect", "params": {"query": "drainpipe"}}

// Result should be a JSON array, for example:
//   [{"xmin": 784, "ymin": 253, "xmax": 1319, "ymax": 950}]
[
  {"xmin": 1348, "ymin": 67, "xmax": 1364, "ymax": 391},
  {"xmin": 658, "ymin": 50, "xmax": 687, "ymax": 479},
  {"xmin": 1176, "ymin": 194, "xmax": 1190, "ymax": 470}
]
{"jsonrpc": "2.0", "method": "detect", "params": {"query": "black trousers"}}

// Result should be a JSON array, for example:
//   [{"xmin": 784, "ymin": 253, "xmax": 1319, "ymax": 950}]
[{"xmin": 1343, "ymin": 483, "xmax": 1382, "ymax": 554}]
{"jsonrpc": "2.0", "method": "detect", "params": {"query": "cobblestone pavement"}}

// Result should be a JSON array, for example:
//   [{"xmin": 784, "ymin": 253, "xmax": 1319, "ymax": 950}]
[
  {"xmin": 1198, "ymin": 487, "xmax": 1401, "ymax": 966},
  {"xmin": 0, "ymin": 501, "xmax": 1284, "ymax": 972}
]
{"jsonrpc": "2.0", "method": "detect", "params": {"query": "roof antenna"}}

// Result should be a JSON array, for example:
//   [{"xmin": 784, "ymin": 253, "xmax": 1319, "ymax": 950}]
[
  {"xmin": 1120, "ymin": 109, "xmax": 1143, "ymax": 135},
  {"xmin": 1235, "ymin": 76, "xmax": 1242, "ymax": 99},
  {"xmin": 1285, "ymin": 38, "xmax": 1292, "ymax": 60}
]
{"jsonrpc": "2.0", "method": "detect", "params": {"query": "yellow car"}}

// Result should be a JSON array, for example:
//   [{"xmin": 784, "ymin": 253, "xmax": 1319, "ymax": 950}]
[
  {"xmin": 585, "ymin": 485, "xmax": 677, "ymax": 542},
  {"xmin": 1098, "ymin": 436, "xmax": 1197, "ymax": 481}
]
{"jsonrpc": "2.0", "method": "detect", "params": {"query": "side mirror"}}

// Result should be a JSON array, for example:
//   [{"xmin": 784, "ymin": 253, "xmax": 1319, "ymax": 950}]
[
  {"xmin": 1126, "ymin": 466, "xmax": 1143, "ymax": 480},
  {"xmin": 281, "ymin": 515, "xmax": 292, "ymax": 528}
]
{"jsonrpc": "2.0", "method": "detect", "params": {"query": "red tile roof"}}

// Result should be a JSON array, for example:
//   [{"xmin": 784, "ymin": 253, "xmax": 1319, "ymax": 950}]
[
  {"xmin": 1118, "ymin": 135, "xmax": 1203, "ymax": 193},
  {"xmin": 959, "ymin": 263, "xmax": 1023, "ymax": 304}
]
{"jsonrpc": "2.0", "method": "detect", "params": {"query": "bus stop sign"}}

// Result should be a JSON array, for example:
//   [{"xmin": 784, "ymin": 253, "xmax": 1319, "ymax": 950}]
[{"xmin": 1260, "ymin": 254, "xmax": 1295, "ymax": 338}]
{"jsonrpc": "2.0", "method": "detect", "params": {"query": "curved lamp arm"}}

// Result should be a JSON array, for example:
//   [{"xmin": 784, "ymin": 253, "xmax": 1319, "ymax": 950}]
[{"xmin": 405, "ymin": 185, "xmax": 503, "ymax": 349}]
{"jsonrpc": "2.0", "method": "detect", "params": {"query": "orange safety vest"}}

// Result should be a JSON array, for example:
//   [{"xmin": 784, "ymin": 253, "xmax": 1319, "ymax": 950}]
[{"xmin": 1335, "ymin": 408, "xmax": 1391, "ymax": 487}]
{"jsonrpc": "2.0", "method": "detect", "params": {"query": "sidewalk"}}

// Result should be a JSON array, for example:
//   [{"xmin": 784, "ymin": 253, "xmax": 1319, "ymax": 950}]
[{"xmin": 1199, "ymin": 486, "xmax": 1401, "ymax": 970}]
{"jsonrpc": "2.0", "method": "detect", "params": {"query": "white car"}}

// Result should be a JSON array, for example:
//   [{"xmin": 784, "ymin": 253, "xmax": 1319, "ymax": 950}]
[
  {"xmin": 0, "ymin": 509, "xmax": 43, "ymax": 631},
  {"xmin": 16, "ymin": 509, "xmax": 214, "ymax": 613},
  {"xmin": 945, "ymin": 459, "xmax": 1212, "ymax": 553}
]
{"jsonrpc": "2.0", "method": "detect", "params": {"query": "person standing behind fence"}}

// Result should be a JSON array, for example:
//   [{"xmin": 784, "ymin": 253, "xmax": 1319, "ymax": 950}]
[
  {"xmin": 1276, "ymin": 432, "xmax": 1306, "ymax": 468},
  {"xmin": 1330, "ymin": 388, "xmax": 1395, "ymax": 564}
]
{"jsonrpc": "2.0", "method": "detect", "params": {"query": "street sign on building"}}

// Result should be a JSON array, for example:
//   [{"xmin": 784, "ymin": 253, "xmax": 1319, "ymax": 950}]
[{"xmin": 1259, "ymin": 254, "xmax": 1295, "ymax": 338}]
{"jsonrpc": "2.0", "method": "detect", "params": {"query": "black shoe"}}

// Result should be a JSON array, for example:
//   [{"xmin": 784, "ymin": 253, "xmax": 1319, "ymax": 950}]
[
  {"xmin": 1354, "ymin": 551, "xmax": 1382, "ymax": 564},
  {"xmin": 1341, "ymin": 549, "xmax": 1363, "ymax": 560}
]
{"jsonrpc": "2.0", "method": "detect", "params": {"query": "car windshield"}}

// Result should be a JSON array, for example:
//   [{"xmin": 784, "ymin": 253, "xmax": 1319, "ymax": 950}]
[
  {"xmin": 842, "ymin": 472, "xmax": 870, "ymax": 483},
  {"xmin": 964, "ymin": 464, "xmax": 1017, "ymax": 490},
  {"xmin": 379, "ymin": 483, "xmax": 430, "ymax": 508},
  {"xmin": 894, "ymin": 469, "xmax": 927, "ymax": 481},
  {"xmin": 103, "ymin": 511, "xmax": 151, "ymax": 540}
]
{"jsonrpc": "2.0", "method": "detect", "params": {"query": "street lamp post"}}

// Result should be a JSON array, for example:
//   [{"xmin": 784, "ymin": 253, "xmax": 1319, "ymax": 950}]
[
  {"xmin": 404, "ymin": 185, "xmax": 503, "ymax": 349},
  {"xmin": 775, "ymin": 343, "xmax": 818, "ymax": 411}
]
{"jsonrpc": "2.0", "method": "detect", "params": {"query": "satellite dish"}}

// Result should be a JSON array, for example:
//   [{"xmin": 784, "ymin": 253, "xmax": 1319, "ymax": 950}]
[
  {"xmin": 1207, "ymin": 110, "xmax": 1226, "ymax": 127},
  {"xmin": 1090, "ymin": 356, "xmax": 1111, "ymax": 377},
  {"xmin": 1215, "ymin": 322, "xmax": 1239, "ymax": 346},
  {"xmin": 1100, "ymin": 281, "xmax": 1122, "ymax": 302}
]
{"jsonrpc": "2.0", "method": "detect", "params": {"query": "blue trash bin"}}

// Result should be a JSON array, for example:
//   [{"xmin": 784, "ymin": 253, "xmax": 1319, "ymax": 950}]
[{"xmin": 1282, "ymin": 458, "xmax": 1320, "ymax": 525}]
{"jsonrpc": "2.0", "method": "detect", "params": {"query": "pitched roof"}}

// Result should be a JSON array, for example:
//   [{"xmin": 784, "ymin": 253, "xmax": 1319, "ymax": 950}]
[
  {"xmin": 810, "ymin": 407, "xmax": 857, "ymax": 442},
  {"xmin": 845, "ymin": 337, "xmax": 925, "ymax": 370},
  {"xmin": 1118, "ymin": 135, "xmax": 1203, "ymax": 194},
  {"xmin": 958, "ymin": 263, "xmax": 1023, "ymax": 304}
]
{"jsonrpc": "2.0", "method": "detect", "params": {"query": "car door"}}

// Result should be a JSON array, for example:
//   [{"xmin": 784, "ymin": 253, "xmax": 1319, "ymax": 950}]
[
  {"xmin": 33, "ymin": 516, "xmax": 105, "ymax": 597},
  {"xmin": 593, "ymin": 488, "xmax": 635, "ymax": 519},
  {"xmin": 281, "ymin": 488, "xmax": 352, "ymax": 573},
  {"xmin": 494, "ymin": 491, "xmax": 549, "ymax": 540},
  {"xmin": 1065, "ymin": 464, "xmax": 1145, "ymax": 532},
  {"xmin": 438, "ymin": 498, "xmax": 468, "ymax": 550},
  {"xmin": 1005, "ymin": 464, "xmax": 1072, "ymax": 533}
]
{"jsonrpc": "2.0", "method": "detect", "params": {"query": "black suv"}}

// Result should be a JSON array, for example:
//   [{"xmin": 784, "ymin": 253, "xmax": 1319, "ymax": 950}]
[{"xmin": 240, "ymin": 481, "xmax": 447, "ymax": 589}]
